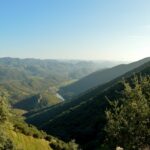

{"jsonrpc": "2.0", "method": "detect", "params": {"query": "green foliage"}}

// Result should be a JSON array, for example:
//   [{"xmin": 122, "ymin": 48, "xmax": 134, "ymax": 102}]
[
  {"xmin": 11, "ymin": 107, "xmax": 79, "ymax": 149},
  {"xmin": 105, "ymin": 76, "xmax": 150, "ymax": 149},
  {"xmin": 26, "ymin": 61, "xmax": 150, "ymax": 150},
  {"xmin": 0, "ymin": 92, "xmax": 16, "ymax": 150},
  {"xmin": 8, "ymin": 130, "xmax": 51, "ymax": 150},
  {"xmin": 50, "ymin": 139, "xmax": 79, "ymax": 150},
  {"xmin": 12, "ymin": 117, "xmax": 79, "ymax": 149},
  {"xmin": 0, "ymin": 130, "xmax": 15, "ymax": 150},
  {"xmin": 13, "ymin": 121, "xmax": 46, "ymax": 139},
  {"xmin": 0, "ymin": 57, "xmax": 101, "ymax": 110},
  {"xmin": 14, "ymin": 91, "xmax": 61, "ymax": 111},
  {"xmin": 0, "ymin": 88, "xmax": 78, "ymax": 150},
  {"xmin": 0, "ymin": 95, "xmax": 10, "ymax": 123}
]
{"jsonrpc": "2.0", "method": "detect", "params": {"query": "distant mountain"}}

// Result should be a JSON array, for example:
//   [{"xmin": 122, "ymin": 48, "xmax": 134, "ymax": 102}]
[
  {"xmin": 59, "ymin": 57, "xmax": 150, "ymax": 100},
  {"xmin": 0, "ymin": 57, "xmax": 103, "ymax": 83},
  {"xmin": 26, "ymin": 60, "xmax": 150, "ymax": 149},
  {"xmin": 0, "ymin": 57, "xmax": 105, "ymax": 110}
]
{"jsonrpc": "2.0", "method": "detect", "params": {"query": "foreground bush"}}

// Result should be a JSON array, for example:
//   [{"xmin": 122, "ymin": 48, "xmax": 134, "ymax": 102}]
[{"xmin": 105, "ymin": 76, "xmax": 150, "ymax": 149}]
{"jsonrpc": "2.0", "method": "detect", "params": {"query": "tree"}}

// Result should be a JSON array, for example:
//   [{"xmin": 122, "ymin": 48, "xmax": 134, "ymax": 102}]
[
  {"xmin": 105, "ymin": 75, "xmax": 150, "ymax": 150},
  {"xmin": 0, "ymin": 93, "xmax": 10, "ymax": 123},
  {"xmin": 0, "ymin": 131, "xmax": 14, "ymax": 150},
  {"xmin": 0, "ymin": 91, "xmax": 15, "ymax": 150}
]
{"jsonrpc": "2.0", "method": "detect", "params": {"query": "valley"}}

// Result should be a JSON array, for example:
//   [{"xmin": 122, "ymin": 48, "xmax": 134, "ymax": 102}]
[
  {"xmin": 0, "ymin": 57, "xmax": 149, "ymax": 150},
  {"xmin": 56, "ymin": 93, "xmax": 65, "ymax": 101},
  {"xmin": 1, "ymin": 1, "xmax": 150, "ymax": 149},
  {"xmin": 0, "ymin": 58, "xmax": 105, "ymax": 111},
  {"xmin": 25, "ymin": 57, "xmax": 150, "ymax": 150}
]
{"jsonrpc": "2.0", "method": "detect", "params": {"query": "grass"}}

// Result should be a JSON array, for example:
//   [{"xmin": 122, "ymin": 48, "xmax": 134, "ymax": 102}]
[{"xmin": 8, "ymin": 130, "xmax": 52, "ymax": 150}]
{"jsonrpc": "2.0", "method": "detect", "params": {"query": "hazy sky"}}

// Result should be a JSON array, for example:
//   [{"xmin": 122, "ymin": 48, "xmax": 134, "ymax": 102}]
[{"xmin": 0, "ymin": 0, "xmax": 150, "ymax": 61}]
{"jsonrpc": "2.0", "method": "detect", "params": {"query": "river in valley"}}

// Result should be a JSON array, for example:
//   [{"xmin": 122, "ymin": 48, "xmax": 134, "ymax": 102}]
[{"xmin": 56, "ymin": 93, "xmax": 65, "ymax": 101}]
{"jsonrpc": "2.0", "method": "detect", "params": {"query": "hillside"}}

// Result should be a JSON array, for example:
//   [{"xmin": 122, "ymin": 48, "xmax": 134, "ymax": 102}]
[
  {"xmin": 0, "ymin": 77, "xmax": 62, "ymax": 111},
  {"xmin": 0, "ymin": 92, "xmax": 79, "ymax": 150},
  {"xmin": 0, "ymin": 57, "xmax": 103, "ymax": 111},
  {"xmin": 26, "ymin": 60, "xmax": 150, "ymax": 149},
  {"xmin": 59, "ymin": 57, "xmax": 150, "ymax": 100},
  {"xmin": 8, "ymin": 130, "xmax": 52, "ymax": 150},
  {"xmin": 26, "ymin": 60, "xmax": 150, "ymax": 125},
  {"xmin": 7, "ymin": 126, "xmax": 78, "ymax": 150},
  {"xmin": 0, "ymin": 57, "xmax": 104, "ymax": 83}
]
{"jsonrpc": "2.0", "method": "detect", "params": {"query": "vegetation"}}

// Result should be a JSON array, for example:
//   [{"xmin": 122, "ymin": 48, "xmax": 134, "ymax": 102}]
[
  {"xmin": 7, "ymin": 131, "xmax": 51, "ymax": 150},
  {"xmin": 0, "ymin": 89, "xmax": 79, "ymax": 150},
  {"xmin": 0, "ymin": 57, "xmax": 101, "ymax": 111},
  {"xmin": 0, "ymin": 91, "xmax": 16, "ymax": 150},
  {"xmin": 14, "ymin": 92, "xmax": 60, "ymax": 111},
  {"xmin": 105, "ymin": 76, "xmax": 150, "ymax": 149},
  {"xmin": 26, "ymin": 61, "xmax": 150, "ymax": 150},
  {"xmin": 59, "ymin": 57, "xmax": 150, "ymax": 100},
  {"xmin": 1, "ymin": 57, "xmax": 150, "ymax": 149}
]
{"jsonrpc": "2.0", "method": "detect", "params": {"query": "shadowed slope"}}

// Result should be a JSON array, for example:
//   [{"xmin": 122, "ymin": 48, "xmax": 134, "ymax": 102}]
[
  {"xmin": 59, "ymin": 57, "xmax": 150, "ymax": 100},
  {"xmin": 26, "ymin": 61, "xmax": 150, "ymax": 149}
]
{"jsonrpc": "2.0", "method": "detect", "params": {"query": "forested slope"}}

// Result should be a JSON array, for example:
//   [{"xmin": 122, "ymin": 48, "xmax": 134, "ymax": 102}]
[
  {"xmin": 59, "ymin": 57, "xmax": 150, "ymax": 100},
  {"xmin": 26, "ymin": 61, "xmax": 150, "ymax": 149}
]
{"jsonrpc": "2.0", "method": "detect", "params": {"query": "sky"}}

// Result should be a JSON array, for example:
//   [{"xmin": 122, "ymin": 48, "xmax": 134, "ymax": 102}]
[{"xmin": 0, "ymin": 0, "xmax": 150, "ymax": 61}]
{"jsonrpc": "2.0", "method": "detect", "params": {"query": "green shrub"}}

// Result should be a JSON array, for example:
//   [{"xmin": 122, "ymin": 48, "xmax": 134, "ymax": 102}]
[
  {"xmin": 13, "ymin": 121, "xmax": 46, "ymax": 139},
  {"xmin": 105, "ymin": 76, "xmax": 150, "ymax": 149}
]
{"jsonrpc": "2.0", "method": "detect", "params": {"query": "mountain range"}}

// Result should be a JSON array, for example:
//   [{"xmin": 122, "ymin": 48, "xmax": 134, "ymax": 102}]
[
  {"xmin": 0, "ymin": 57, "xmax": 105, "ymax": 110},
  {"xmin": 26, "ymin": 58, "xmax": 150, "ymax": 149},
  {"xmin": 0, "ymin": 57, "xmax": 149, "ymax": 149},
  {"xmin": 59, "ymin": 57, "xmax": 150, "ymax": 100}
]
